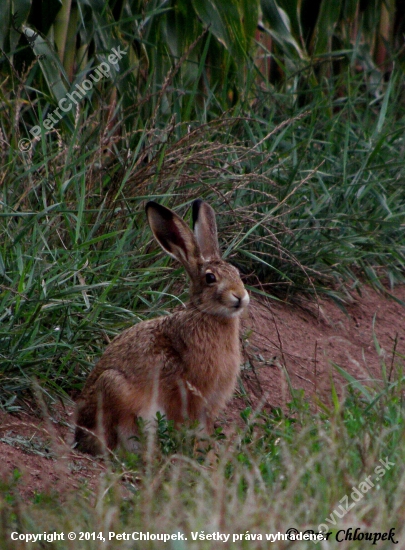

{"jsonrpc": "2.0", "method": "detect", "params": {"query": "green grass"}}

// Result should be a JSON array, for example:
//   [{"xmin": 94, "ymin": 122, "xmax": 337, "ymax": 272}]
[
  {"xmin": 1, "ymin": 63, "xmax": 405, "ymax": 404},
  {"xmin": 1, "ymin": 366, "xmax": 405, "ymax": 549},
  {"xmin": 1, "ymin": 27, "xmax": 405, "ymax": 550}
]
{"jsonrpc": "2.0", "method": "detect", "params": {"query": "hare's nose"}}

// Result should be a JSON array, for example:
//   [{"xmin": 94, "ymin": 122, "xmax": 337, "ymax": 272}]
[{"xmin": 231, "ymin": 291, "xmax": 249, "ymax": 309}]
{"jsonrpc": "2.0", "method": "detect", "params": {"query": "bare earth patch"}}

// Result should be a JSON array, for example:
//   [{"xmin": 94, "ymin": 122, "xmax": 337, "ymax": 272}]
[
  {"xmin": 237, "ymin": 284, "xmax": 405, "ymax": 416},
  {"xmin": 1, "ymin": 285, "xmax": 404, "ymax": 498},
  {"xmin": 0, "ymin": 408, "xmax": 104, "ymax": 499}
]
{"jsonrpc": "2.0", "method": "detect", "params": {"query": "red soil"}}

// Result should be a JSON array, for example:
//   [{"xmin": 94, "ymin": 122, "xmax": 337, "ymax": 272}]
[{"xmin": 1, "ymin": 285, "xmax": 404, "ymax": 499}]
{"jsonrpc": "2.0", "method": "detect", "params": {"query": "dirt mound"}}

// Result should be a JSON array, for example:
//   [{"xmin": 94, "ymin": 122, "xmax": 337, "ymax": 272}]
[
  {"xmin": 0, "ymin": 409, "xmax": 103, "ymax": 499},
  {"xmin": 1, "ymin": 285, "xmax": 404, "ymax": 498},
  {"xmin": 239, "ymin": 285, "xmax": 405, "ymax": 415}
]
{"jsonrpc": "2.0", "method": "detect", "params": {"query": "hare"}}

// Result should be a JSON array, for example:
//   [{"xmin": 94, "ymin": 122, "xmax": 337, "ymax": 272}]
[{"xmin": 74, "ymin": 199, "xmax": 249, "ymax": 455}]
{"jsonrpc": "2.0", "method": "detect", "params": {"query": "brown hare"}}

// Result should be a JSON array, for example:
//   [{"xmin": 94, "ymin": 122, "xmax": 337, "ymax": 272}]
[{"xmin": 74, "ymin": 199, "xmax": 249, "ymax": 455}]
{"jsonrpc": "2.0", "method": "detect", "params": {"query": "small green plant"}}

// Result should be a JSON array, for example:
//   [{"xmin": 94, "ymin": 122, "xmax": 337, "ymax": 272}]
[{"xmin": 1, "ymin": 373, "xmax": 404, "ymax": 549}]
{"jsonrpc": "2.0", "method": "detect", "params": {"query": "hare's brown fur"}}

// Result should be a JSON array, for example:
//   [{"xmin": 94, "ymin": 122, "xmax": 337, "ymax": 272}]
[{"xmin": 74, "ymin": 200, "xmax": 249, "ymax": 455}]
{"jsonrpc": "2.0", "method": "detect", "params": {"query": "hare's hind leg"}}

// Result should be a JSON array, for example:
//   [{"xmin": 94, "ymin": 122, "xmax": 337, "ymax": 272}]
[
  {"xmin": 74, "ymin": 415, "xmax": 117, "ymax": 456},
  {"xmin": 75, "ymin": 370, "xmax": 140, "ymax": 455}
]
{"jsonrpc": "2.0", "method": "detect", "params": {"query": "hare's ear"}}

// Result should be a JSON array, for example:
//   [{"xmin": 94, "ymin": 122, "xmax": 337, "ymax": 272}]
[
  {"xmin": 192, "ymin": 199, "xmax": 220, "ymax": 260},
  {"xmin": 146, "ymin": 201, "xmax": 201, "ymax": 277}
]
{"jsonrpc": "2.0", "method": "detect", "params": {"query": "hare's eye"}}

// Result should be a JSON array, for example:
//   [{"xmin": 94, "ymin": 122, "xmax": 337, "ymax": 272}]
[{"xmin": 205, "ymin": 272, "xmax": 216, "ymax": 284}]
